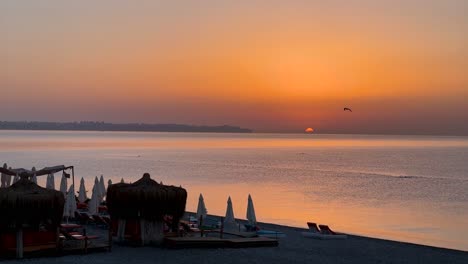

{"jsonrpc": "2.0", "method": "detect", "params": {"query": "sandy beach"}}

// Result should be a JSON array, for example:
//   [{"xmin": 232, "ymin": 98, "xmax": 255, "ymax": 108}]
[{"xmin": 2, "ymin": 220, "xmax": 467, "ymax": 264}]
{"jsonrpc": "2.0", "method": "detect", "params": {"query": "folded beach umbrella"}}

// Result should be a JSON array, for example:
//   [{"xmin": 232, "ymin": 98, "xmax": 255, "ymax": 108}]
[
  {"xmin": 6, "ymin": 166, "xmax": 12, "ymax": 187},
  {"xmin": 60, "ymin": 172, "xmax": 68, "ymax": 196},
  {"xmin": 88, "ymin": 184, "xmax": 99, "ymax": 215},
  {"xmin": 78, "ymin": 177, "xmax": 87, "ymax": 203},
  {"xmin": 224, "ymin": 196, "xmax": 238, "ymax": 231},
  {"xmin": 108, "ymin": 179, "xmax": 112, "ymax": 189},
  {"xmin": 31, "ymin": 167, "xmax": 37, "ymax": 184},
  {"xmin": 50, "ymin": 172, "xmax": 55, "ymax": 190},
  {"xmin": 196, "ymin": 193, "xmax": 208, "ymax": 221},
  {"xmin": 120, "ymin": 178, "xmax": 124, "ymax": 183},
  {"xmin": 63, "ymin": 184, "xmax": 77, "ymax": 219},
  {"xmin": 246, "ymin": 194, "xmax": 257, "ymax": 225},
  {"xmin": 45, "ymin": 174, "xmax": 51, "ymax": 189},
  {"xmin": 13, "ymin": 172, "xmax": 20, "ymax": 184},
  {"xmin": 94, "ymin": 176, "xmax": 103, "ymax": 202},
  {"xmin": 99, "ymin": 174, "xmax": 106, "ymax": 199},
  {"xmin": 0, "ymin": 163, "xmax": 7, "ymax": 188}
]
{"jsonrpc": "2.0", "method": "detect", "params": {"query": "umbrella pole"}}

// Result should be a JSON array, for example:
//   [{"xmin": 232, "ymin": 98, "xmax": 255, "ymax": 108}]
[
  {"xmin": 199, "ymin": 215, "xmax": 203, "ymax": 237},
  {"xmin": 16, "ymin": 228, "xmax": 23, "ymax": 259}
]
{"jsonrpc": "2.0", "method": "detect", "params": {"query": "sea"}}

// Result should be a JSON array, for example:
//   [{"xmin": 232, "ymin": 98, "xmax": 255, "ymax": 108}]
[{"xmin": 1, "ymin": 130, "xmax": 467, "ymax": 251}]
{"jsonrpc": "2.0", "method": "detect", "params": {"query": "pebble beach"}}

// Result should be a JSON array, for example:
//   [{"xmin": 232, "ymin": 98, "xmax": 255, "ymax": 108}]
[{"xmin": 2, "ymin": 221, "xmax": 467, "ymax": 264}]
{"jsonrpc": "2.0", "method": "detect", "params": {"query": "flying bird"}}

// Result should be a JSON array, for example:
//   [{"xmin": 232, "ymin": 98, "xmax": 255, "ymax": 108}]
[{"xmin": 344, "ymin": 107, "xmax": 352, "ymax": 112}]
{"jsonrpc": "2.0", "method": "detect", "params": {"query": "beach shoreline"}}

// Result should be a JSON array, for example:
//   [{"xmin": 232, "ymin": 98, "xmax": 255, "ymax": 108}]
[{"xmin": 2, "ymin": 217, "xmax": 466, "ymax": 264}]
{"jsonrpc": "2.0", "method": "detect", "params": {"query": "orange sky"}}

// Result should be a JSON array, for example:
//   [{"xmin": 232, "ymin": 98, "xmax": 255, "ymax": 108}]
[{"xmin": 1, "ymin": 1, "xmax": 467, "ymax": 134}]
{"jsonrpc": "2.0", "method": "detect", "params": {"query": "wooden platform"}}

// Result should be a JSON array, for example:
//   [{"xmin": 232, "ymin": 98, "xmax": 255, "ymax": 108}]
[{"xmin": 165, "ymin": 236, "xmax": 278, "ymax": 249}]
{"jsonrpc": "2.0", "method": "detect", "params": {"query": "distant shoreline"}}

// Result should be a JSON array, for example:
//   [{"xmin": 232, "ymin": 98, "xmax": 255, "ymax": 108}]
[{"xmin": 0, "ymin": 121, "xmax": 253, "ymax": 133}]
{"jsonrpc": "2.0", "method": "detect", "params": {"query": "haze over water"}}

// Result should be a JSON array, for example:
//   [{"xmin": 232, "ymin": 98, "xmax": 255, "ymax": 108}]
[{"xmin": 1, "ymin": 130, "xmax": 467, "ymax": 251}]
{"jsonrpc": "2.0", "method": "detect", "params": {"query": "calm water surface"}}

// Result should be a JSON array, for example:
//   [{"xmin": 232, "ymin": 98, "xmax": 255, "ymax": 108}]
[{"xmin": 1, "ymin": 130, "xmax": 467, "ymax": 251}]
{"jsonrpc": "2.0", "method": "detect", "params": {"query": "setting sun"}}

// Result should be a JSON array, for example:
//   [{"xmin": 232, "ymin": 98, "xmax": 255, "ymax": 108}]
[{"xmin": 305, "ymin": 128, "xmax": 314, "ymax": 133}]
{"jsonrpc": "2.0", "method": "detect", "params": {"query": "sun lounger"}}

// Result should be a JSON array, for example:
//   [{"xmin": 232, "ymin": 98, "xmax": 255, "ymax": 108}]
[
  {"xmin": 60, "ymin": 227, "xmax": 99, "ymax": 253},
  {"xmin": 302, "ymin": 223, "xmax": 347, "ymax": 240},
  {"xmin": 92, "ymin": 215, "xmax": 109, "ymax": 227},
  {"xmin": 307, "ymin": 222, "xmax": 320, "ymax": 233},
  {"xmin": 75, "ymin": 211, "xmax": 93, "ymax": 224}
]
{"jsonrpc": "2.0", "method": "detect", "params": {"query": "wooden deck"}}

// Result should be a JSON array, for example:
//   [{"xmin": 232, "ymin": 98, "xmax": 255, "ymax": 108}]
[{"xmin": 164, "ymin": 236, "xmax": 278, "ymax": 249}]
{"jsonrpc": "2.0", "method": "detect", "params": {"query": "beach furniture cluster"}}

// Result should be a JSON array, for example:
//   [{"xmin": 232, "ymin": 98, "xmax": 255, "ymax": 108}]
[
  {"xmin": 0, "ymin": 165, "xmax": 283, "ymax": 259},
  {"xmin": 0, "ymin": 165, "xmax": 111, "ymax": 258}
]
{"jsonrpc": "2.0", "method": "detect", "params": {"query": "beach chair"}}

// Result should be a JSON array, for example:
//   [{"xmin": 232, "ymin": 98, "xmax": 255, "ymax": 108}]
[
  {"xmin": 75, "ymin": 211, "xmax": 92, "ymax": 224},
  {"xmin": 318, "ymin": 225, "xmax": 337, "ymax": 235},
  {"xmin": 307, "ymin": 222, "xmax": 321, "ymax": 233},
  {"xmin": 302, "ymin": 224, "xmax": 347, "ymax": 239},
  {"xmin": 92, "ymin": 215, "xmax": 109, "ymax": 228},
  {"xmin": 60, "ymin": 228, "xmax": 99, "ymax": 253}
]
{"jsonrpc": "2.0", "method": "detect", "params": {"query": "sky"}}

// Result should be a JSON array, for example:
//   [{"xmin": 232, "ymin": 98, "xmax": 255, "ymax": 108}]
[{"xmin": 1, "ymin": 0, "xmax": 467, "ymax": 134}]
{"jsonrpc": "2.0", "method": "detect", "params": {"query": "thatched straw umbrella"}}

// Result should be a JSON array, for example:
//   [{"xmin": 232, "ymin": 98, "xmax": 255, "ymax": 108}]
[
  {"xmin": 0, "ymin": 178, "xmax": 65, "ymax": 258},
  {"xmin": 107, "ymin": 173, "xmax": 187, "ymax": 245}
]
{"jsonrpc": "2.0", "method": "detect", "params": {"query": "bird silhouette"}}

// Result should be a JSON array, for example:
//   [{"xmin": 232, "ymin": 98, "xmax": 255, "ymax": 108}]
[{"xmin": 344, "ymin": 107, "xmax": 352, "ymax": 112}]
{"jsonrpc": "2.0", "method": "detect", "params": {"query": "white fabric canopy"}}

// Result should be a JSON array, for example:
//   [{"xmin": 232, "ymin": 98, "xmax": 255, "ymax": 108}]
[
  {"xmin": 13, "ymin": 174, "xmax": 20, "ymax": 184},
  {"xmin": 78, "ymin": 177, "xmax": 87, "ymax": 203},
  {"xmin": 0, "ymin": 163, "xmax": 7, "ymax": 188},
  {"xmin": 45, "ymin": 174, "xmax": 52, "ymax": 189},
  {"xmin": 5, "ymin": 167, "xmax": 12, "ymax": 187},
  {"xmin": 88, "ymin": 183, "xmax": 99, "ymax": 215},
  {"xmin": 60, "ymin": 172, "xmax": 68, "ymax": 197},
  {"xmin": 246, "ymin": 194, "xmax": 257, "ymax": 225},
  {"xmin": 224, "ymin": 196, "xmax": 238, "ymax": 231},
  {"xmin": 99, "ymin": 174, "xmax": 106, "ymax": 199},
  {"xmin": 196, "ymin": 193, "xmax": 208, "ymax": 220},
  {"xmin": 49, "ymin": 173, "xmax": 55, "ymax": 190},
  {"xmin": 63, "ymin": 184, "xmax": 77, "ymax": 218},
  {"xmin": 94, "ymin": 176, "xmax": 103, "ymax": 202},
  {"xmin": 31, "ymin": 167, "xmax": 37, "ymax": 184}
]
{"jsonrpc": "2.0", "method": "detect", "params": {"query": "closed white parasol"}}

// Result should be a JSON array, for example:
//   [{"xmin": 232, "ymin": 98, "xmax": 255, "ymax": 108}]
[
  {"xmin": 196, "ymin": 193, "xmax": 208, "ymax": 221},
  {"xmin": 246, "ymin": 194, "xmax": 257, "ymax": 225},
  {"xmin": 223, "ymin": 196, "xmax": 238, "ymax": 231},
  {"xmin": 60, "ymin": 171, "xmax": 68, "ymax": 197},
  {"xmin": 99, "ymin": 174, "xmax": 106, "ymax": 200},
  {"xmin": 63, "ymin": 184, "xmax": 77, "ymax": 220},
  {"xmin": 78, "ymin": 177, "xmax": 87, "ymax": 203},
  {"xmin": 88, "ymin": 183, "xmax": 99, "ymax": 215}
]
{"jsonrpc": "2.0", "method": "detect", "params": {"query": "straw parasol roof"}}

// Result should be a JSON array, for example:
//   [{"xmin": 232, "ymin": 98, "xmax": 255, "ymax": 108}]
[
  {"xmin": 0, "ymin": 178, "xmax": 65, "ymax": 230},
  {"xmin": 107, "ymin": 173, "xmax": 187, "ymax": 221}
]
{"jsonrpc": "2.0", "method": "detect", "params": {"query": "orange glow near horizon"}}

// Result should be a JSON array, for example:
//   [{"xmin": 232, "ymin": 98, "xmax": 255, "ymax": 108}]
[{"xmin": 2, "ymin": 1, "xmax": 468, "ymax": 133}]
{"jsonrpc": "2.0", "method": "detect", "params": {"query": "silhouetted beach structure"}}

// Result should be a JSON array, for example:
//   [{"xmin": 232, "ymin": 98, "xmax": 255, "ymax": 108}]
[
  {"xmin": 344, "ymin": 107, "xmax": 352, "ymax": 112},
  {"xmin": 106, "ymin": 173, "xmax": 187, "ymax": 246},
  {"xmin": 0, "ymin": 178, "xmax": 65, "ymax": 258}
]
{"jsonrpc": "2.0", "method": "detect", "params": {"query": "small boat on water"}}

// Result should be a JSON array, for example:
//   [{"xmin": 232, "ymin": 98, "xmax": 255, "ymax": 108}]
[{"xmin": 301, "ymin": 222, "xmax": 347, "ymax": 240}]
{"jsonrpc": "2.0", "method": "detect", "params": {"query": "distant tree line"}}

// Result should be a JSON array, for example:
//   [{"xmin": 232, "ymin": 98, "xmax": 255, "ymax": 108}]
[{"xmin": 0, "ymin": 121, "xmax": 253, "ymax": 133}]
